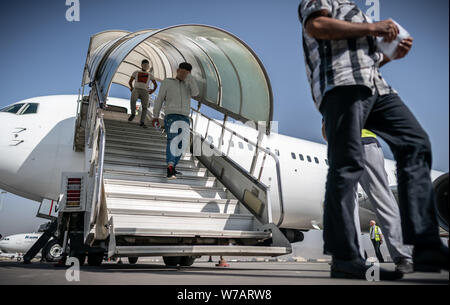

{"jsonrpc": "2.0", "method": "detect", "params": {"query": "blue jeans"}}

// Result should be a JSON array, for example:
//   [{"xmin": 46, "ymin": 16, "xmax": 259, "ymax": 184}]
[{"xmin": 164, "ymin": 114, "xmax": 190, "ymax": 167}]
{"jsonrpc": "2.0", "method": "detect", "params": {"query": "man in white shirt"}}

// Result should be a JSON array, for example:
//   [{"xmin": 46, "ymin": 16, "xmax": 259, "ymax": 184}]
[
  {"xmin": 152, "ymin": 62, "xmax": 199, "ymax": 179},
  {"xmin": 128, "ymin": 59, "xmax": 158, "ymax": 128}
]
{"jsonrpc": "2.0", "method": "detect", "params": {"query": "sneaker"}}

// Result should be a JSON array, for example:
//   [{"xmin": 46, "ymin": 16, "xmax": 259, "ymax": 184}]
[
  {"xmin": 167, "ymin": 166, "xmax": 177, "ymax": 179},
  {"xmin": 174, "ymin": 168, "xmax": 183, "ymax": 176},
  {"xmin": 140, "ymin": 122, "xmax": 148, "ymax": 129},
  {"xmin": 128, "ymin": 114, "xmax": 135, "ymax": 122},
  {"xmin": 395, "ymin": 258, "xmax": 414, "ymax": 274}
]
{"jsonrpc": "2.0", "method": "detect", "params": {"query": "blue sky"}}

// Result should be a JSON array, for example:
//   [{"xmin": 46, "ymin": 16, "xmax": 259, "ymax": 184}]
[{"xmin": 0, "ymin": 1, "xmax": 448, "ymax": 243}]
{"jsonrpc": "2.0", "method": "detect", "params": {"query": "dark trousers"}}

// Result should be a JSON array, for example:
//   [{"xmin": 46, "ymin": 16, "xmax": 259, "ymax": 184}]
[
  {"xmin": 320, "ymin": 85, "xmax": 441, "ymax": 260},
  {"xmin": 371, "ymin": 239, "xmax": 385, "ymax": 262}
]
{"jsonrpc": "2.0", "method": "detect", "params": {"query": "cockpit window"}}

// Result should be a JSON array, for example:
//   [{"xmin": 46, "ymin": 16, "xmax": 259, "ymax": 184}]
[
  {"xmin": 0, "ymin": 103, "xmax": 25, "ymax": 114},
  {"xmin": 21, "ymin": 103, "xmax": 39, "ymax": 114},
  {"xmin": 0, "ymin": 103, "xmax": 39, "ymax": 115}
]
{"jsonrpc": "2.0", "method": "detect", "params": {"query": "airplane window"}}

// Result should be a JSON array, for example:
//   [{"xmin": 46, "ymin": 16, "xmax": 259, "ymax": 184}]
[
  {"xmin": 207, "ymin": 135, "xmax": 214, "ymax": 144},
  {"xmin": 248, "ymin": 144, "xmax": 253, "ymax": 151},
  {"xmin": 291, "ymin": 152, "xmax": 296, "ymax": 159},
  {"xmin": 275, "ymin": 149, "xmax": 280, "ymax": 156},
  {"xmin": 238, "ymin": 142, "xmax": 244, "ymax": 149},
  {"xmin": 325, "ymin": 159, "xmax": 329, "ymax": 166},
  {"xmin": 0, "ymin": 103, "xmax": 25, "ymax": 114},
  {"xmin": 230, "ymin": 141, "xmax": 234, "ymax": 147},
  {"xmin": 21, "ymin": 103, "xmax": 39, "ymax": 114},
  {"xmin": 299, "ymin": 154, "xmax": 304, "ymax": 161},
  {"xmin": 307, "ymin": 156, "xmax": 312, "ymax": 162},
  {"xmin": 314, "ymin": 157, "xmax": 319, "ymax": 164}
]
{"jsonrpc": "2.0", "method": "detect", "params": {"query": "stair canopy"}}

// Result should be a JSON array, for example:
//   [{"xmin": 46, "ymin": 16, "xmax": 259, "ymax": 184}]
[{"xmin": 82, "ymin": 25, "xmax": 274, "ymax": 134}]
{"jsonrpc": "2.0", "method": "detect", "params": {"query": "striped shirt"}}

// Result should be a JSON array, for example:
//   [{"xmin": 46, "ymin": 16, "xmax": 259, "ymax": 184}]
[{"xmin": 298, "ymin": 0, "xmax": 396, "ymax": 110}]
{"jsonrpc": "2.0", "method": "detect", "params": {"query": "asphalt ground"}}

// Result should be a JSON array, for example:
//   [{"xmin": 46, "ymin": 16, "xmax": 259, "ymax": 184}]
[{"xmin": 0, "ymin": 260, "xmax": 447, "ymax": 285}]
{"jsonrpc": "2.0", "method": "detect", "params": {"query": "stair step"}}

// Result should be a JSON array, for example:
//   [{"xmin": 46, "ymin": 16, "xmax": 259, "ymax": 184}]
[
  {"xmin": 109, "ymin": 208, "xmax": 253, "ymax": 221},
  {"xmin": 111, "ymin": 213, "xmax": 255, "ymax": 233},
  {"xmin": 106, "ymin": 138, "xmax": 167, "ymax": 149},
  {"xmin": 106, "ymin": 143, "xmax": 167, "ymax": 154},
  {"xmin": 114, "ymin": 245, "xmax": 291, "ymax": 257},
  {"xmin": 105, "ymin": 196, "xmax": 241, "ymax": 214},
  {"xmin": 112, "ymin": 226, "xmax": 268, "ymax": 239},
  {"xmin": 104, "ymin": 121, "xmax": 165, "ymax": 134},
  {"xmin": 106, "ymin": 134, "xmax": 167, "ymax": 145},
  {"xmin": 107, "ymin": 133, "xmax": 167, "ymax": 144},
  {"xmin": 105, "ymin": 127, "xmax": 167, "ymax": 140},
  {"xmin": 104, "ymin": 179, "xmax": 228, "ymax": 199},
  {"xmin": 104, "ymin": 154, "xmax": 198, "ymax": 169},
  {"xmin": 103, "ymin": 170, "xmax": 216, "ymax": 187},
  {"xmin": 105, "ymin": 152, "xmax": 195, "ymax": 166},
  {"xmin": 103, "ymin": 163, "xmax": 208, "ymax": 177},
  {"xmin": 104, "ymin": 178, "xmax": 225, "ymax": 191},
  {"xmin": 105, "ymin": 147, "xmax": 193, "ymax": 162}
]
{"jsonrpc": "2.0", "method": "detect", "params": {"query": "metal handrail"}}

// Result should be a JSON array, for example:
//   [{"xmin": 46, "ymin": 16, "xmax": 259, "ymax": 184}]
[
  {"xmin": 89, "ymin": 117, "xmax": 106, "ymax": 226},
  {"xmin": 189, "ymin": 107, "xmax": 285, "ymax": 227},
  {"xmin": 87, "ymin": 83, "xmax": 107, "ymax": 227}
]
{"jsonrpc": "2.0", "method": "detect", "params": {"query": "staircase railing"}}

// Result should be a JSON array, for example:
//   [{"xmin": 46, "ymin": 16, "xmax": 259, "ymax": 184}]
[
  {"xmin": 189, "ymin": 108, "xmax": 285, "ymax": 227},
  {"xmin": 85, "ymin": 83, "xmax": 107, "ymax": 238}
]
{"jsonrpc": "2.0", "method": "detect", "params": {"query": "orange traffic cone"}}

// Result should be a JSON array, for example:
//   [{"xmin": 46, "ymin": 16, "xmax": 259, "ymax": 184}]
[{"xmin": 215, "ymin": 256, "xmax": 230, "ymax": 267}]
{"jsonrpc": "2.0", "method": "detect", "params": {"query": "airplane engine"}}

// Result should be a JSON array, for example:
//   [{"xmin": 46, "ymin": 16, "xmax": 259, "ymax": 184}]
[{"xmin": 433, "ymin": 173, "xmax": 449, "ymax": 232}]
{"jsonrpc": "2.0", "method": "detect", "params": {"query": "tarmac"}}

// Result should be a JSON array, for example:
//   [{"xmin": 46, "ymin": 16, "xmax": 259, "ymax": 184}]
[{"xmin": 0, "ymin": 258, "xmax": 448, "ymax": 285}]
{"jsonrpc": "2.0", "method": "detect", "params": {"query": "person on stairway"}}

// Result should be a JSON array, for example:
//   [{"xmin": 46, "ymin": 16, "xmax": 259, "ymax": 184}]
[
  {"xmin": 152, "ymin": 62, "xmax": 199, "ymax": 179},
  {"xmin": 128, "ymin": 59, "xmax": 158, "ymax": 128}
]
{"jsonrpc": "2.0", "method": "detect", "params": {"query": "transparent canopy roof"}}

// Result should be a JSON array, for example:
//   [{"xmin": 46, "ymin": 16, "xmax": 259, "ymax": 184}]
[{"xmin": 83, "ymin": 25, "xmax": 273, "ymax": 134}]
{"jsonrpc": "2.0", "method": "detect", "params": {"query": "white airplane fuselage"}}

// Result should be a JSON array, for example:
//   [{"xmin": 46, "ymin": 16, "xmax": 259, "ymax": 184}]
[
  {"xmin": 0, "ymin": 95, "xmax": 445, "ymax": 232},
  {"xmin": 0, "ymin": 233, "xmax": 43, "ymax": 254}
]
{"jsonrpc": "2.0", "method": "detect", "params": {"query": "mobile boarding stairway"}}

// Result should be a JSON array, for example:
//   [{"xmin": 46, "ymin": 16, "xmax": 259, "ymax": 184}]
[
  {"xmin": 53, "ymin": 89, "xmax": 292, "ymax": 266},
  {"xmin": 47, "ymin": 26, "xmax": 294, "ymax": 267}
]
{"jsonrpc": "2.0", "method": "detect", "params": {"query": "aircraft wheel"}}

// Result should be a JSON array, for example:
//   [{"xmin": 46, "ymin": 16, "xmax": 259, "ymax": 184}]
[
  {"xmin": 128, "ymin": 256, "xmax": 138, "ymax": 264},
  {"xmin": 163, "ymin": 256, "xmax": 181, "ymax": 267},
  {"xmin": 180, "ymin": 256, "xmax": 196, "ymax": 267},
  {"xmin": 42, "ymin": 239, "xmax": 63, "ymax": 262}
]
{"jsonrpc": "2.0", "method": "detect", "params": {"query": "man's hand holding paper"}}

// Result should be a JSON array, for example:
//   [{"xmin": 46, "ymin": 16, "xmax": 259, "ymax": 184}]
[{"xmin": 373, "ymin": 20, "xmax": 413, "ymax": 60}]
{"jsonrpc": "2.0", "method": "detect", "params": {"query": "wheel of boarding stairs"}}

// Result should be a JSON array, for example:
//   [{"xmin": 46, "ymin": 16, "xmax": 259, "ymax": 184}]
[
  {"xmin": 128, "ymin": 256, "xmax": 139, "ymax": 264},
  {"xmin": 163, "ymin": 256, "xmax": 182, "ymax": 267},
  {"xmin": 42, "ymin": 239, "xmax": 63, "ymax": 262},
  {"xmin": 87, "ymin": 252, "xmax": 104, "ymax": 266},
  {"xmin": 180, "ymin": 256, "xmax": 197, "ymax": 267}
]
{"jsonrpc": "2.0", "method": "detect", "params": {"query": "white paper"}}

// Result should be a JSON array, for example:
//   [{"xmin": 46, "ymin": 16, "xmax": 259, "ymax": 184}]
[{"xmin": 376, "ymin": 20, "xmax": 410, "ymax": 59}]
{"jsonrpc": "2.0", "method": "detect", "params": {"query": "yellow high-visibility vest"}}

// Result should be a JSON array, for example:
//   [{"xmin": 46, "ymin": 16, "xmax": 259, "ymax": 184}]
[
  {"xmin": 362, "ymin": 129, "xmax": 377, "ymax": 139},
  {"xmin": 371, "ymin": 225, "xmax": 381, "ymax": 242}
]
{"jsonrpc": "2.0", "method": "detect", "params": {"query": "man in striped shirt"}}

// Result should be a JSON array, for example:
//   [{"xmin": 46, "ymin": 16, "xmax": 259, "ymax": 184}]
[{"xmin": 299, "ymin": 0, "xmax": 448, "ymax": 279}]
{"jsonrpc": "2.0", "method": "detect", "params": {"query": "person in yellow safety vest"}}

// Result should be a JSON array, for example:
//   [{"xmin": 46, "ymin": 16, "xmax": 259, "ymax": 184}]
[{"xmin": 369, "ymin": 220, "xmax": 385, "ymax": 263}]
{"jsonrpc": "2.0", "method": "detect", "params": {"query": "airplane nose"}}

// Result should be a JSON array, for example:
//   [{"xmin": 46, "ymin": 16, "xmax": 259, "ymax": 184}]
[{"xmin": 0, "ymin": 114, "xmax": 16, "ymax": 191}]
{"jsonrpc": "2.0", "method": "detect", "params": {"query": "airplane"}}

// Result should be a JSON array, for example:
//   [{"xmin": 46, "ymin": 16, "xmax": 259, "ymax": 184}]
[
  {"xmin": 0, "ymin": 233, "xmax": 41, "ymax": 260},
  {"xmin": 0, "ymin": 95, "xmax": 448, "ymax": 239},
  {"xmin": 0, "ymin": 232, "xmax": 62, "ymax": 262}
]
